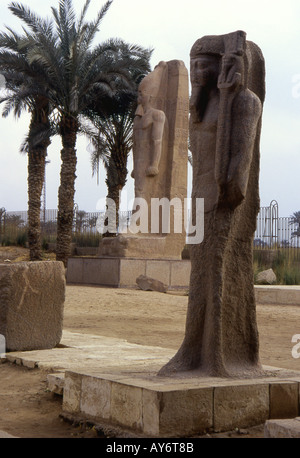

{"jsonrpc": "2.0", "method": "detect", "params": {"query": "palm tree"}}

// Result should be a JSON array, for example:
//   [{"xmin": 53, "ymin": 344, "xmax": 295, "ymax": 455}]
[
  {"xmin": 7, "ymin": 0, "xmax": 150, "ymax": 266},
  {"xmin": 88, "ymin": 92, "xmax": 138, "ymax": 235},
  {"xmin": 0, "ymin": 23, "xmax": 55, "ymax": 261},
  {"xmin": 87, "ymin": 46, "xmax": 152, "ymax": 235},
  {"xmin": 290, "ymin": 211, "xmax": 300, "ymax": 239}
]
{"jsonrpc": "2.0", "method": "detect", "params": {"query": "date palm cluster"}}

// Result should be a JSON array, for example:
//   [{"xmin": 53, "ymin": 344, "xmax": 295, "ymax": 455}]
[{"xmin": 0, "ymin": 0, "xmax": 152, "ymax": 265}]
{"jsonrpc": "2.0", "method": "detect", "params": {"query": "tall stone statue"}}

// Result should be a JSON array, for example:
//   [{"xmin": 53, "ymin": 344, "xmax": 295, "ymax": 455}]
[
  {"xmin": 132, "ymin": 61, "xmax": 167, "ymax": 185},
  {"xmin": 99, "ymin": 60, "xmax": 189, "ymax": 259},
  {"xmin": 159, "ymin": 31, "xmax": 266, "ymax": 378}
]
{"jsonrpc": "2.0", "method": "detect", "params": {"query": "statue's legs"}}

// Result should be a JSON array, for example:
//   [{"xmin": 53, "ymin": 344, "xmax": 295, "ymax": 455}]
[
  {"xmin": 158, "ymin": 205, "xmax": 262, "ymax": 378},
  {"xmin": 158, "ymin": 208, "xmax": 232, "ymax": 377}
]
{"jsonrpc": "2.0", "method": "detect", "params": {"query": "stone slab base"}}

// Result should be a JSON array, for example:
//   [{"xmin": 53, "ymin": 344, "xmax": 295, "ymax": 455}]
[
  {"xmin": 4, "ymin": 330, "xmax": 300, "ymax": 438},
  {"xmin": 254, "ymin": 285, "xmax": 300, "ymax": 305},
  {"xmin": 264, "ymin": 418, "xmax": 300, "ymax": 438},
  {"xmin": 62, "ymin": 367, "xmax": 300, "ymax": 437},
  {"xmin": 99, "ymin": 235, "xmax": 171, "ymax": 259},
  {"xmin": 66, "ymin": 257, "xmax": 191, "ymax": 289},
  {"xmin": 0, "ymin": 430, "xmax": 19, "ymax": 438},
  {"xmin": 66, "ymin": 257, "xmax": 300, "ymax": 303}
]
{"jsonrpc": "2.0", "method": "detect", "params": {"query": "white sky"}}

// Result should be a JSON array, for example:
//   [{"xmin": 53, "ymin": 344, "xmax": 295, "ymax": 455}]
[{"xmin": 0, "ymin": 0, "xmax": 300, "ymax": 217}]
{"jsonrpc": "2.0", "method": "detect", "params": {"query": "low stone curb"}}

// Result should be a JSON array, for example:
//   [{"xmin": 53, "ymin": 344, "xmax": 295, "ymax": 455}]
[{"xmin": 264, "ymin": 418, "xmax": 300, "ymax": 438}]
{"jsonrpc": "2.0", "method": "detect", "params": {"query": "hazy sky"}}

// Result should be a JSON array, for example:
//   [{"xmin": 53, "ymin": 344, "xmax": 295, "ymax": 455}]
[{"xmin": 0, "ymin": 0, "xmax": 300, "ymax": 217}]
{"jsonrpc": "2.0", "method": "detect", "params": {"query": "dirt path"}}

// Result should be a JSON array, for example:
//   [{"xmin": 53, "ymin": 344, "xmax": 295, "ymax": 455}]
[
  {"xmin": 0, "ymin": 284, "xmax": 299, "ymax": 438},
  {"xmin": 0, "ymin": 248, "xmax": 299, "ymax": 438},
  {"xmin": 61, "ymin": 285, "xmax": 300, "ymax": 373}
]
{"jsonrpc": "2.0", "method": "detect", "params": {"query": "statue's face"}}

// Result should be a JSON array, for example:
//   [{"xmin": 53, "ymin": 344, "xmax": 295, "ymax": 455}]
[
  {"xmin": 190, "ymin": 55, "xmax": 219, "ymax": 88},
  {"xmin": 137, "ymin": 89, "xmax": 150, "ymax": 107}
]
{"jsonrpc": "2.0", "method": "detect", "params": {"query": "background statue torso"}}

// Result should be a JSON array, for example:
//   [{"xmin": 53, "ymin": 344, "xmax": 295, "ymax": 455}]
[{"xmin": 133, "ymin": 107, "xmax": 166, "ymax": 200}]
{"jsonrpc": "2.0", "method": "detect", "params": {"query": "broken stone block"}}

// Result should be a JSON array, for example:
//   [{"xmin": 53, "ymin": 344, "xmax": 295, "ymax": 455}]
[
  {"xmin": 256, "ymin": 268, "xmax": 277, "ymax": 285},
  {"xmin": 264, "ymin": 418, "xmax": 300, "ymax": 438},
  {"xmin": 47, "ymin": 373, "xmax": 64, "ymax": 396},
  {"xmin": 0, "ymin": 261, "xmax": 65, "ymax": 352},
  {"xmin": 136, "ymin": 275, "xmax": 168, "ymax": 293}
]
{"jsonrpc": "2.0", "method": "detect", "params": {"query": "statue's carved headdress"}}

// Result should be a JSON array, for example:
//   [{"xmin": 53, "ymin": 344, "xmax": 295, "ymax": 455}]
[
  {"xmin": 138, "ymin": 61, "xmax": 168, "ymax": 97},
  {"xmin": 190, "ymin": 30, "xmax": 265, "ymax": 102},
  {"xmin": 136, "ymin": 61, "xmax": 168, "ymax": 115}
]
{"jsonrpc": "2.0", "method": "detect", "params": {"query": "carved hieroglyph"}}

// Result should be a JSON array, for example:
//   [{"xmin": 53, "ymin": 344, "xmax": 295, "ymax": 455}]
[
  {"xmin": 159, "ymin": 31, "xmax": 266, "ymax": 377},
  {"xmin": 99, "ymin": 60, "xmax": 189, "ymax": 259}
]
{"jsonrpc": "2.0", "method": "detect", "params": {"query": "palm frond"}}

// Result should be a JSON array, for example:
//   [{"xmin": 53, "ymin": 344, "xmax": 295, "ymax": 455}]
[
  {"xmin": 1, "ymin": 92, "xmax": 32, "ymax": 118},
  {"xmin": 77, "ymin": 0, "xmax": 91, "ymax": 31},
  {"xmin": 20, "ymin": 119, "xmax": 58, "ymax": 154},
  {"xmin": 8, "ymin": 2, "xmax": 54, "ymax": 38},
  {"xmin": 51, "ymin": 0, "xmax": 76, "ymax": 58},
  {"xmin": 0, "ymin": 28, "xmax": 33, "ymax": 55},
  {"xmin": 0, "ymin": 50, "xmax": 40, "ymax": 81},
  {"xmin": 79, "ymin": 115, "xmax": 110, "ymax": 175},
  {"xmin": 78, "ymin": 0, "xmax": 113, "ymax": 52}
]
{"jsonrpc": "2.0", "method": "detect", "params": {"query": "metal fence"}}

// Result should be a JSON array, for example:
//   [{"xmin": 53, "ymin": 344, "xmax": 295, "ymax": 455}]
[
  {"xmin": 0, "ymin": 205, "xmax": 132, "ymax": 247},
  {"xmin": 254, "ymin": 200, "xmax": 300, "ymax": 262},
  {"xmin": 1, "ymin": 200, "xmax": 300, "ymax": 258},
  {"xmin": 0, "ymin": 208, "xmax": 132, "ymax": 231}
]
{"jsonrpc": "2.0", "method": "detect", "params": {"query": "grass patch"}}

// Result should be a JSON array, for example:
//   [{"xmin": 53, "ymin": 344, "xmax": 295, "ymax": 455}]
[{"xmin": 253, "ymin": 249, "xmax": 300, "ymax": 285}]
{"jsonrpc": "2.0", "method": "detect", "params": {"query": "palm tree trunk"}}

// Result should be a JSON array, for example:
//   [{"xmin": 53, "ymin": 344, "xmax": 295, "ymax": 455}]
[
  {"xmin": 56, "ymin": 115, "xmax": 78, "ymax": 267},
  {"xmin": 27, "ymin": 148, "xmax": 46, "ymax": 260},
  {"xmin": 103, "ymin": 150, "xmax": 128, "ymax": 237},
  {"xmin": 103, "ymin": 183, "xmax": 122, "ymax": 237},
  {"xmin": 27, "ymin": 100, "xmax": 51, "ymax": 261}
]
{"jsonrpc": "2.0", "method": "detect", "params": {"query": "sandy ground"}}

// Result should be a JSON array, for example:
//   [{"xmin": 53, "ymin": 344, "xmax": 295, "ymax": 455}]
[{"xmin": 0, "ymin": 247, "xmax": 300, "ymax": 439}]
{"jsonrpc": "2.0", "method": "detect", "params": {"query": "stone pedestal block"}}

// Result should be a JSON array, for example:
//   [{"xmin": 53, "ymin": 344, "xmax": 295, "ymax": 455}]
[
  {"xmin": 61, "ymin": 367, "xmax": 300, "ymax": 437},
  {"xmin": 0, "ymin": 261, "xmax": 65, "ymax": 352},
  {"xmin": 67, "ymin": 257, "xmax": 191, "ymax": 289}
]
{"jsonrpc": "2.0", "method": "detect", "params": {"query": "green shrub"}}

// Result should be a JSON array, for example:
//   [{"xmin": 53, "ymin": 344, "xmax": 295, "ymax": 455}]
[
  {"xmin": 0, "ymin": 235, "xmax": 12, "ymax": 246},
  {"xmin": 16, "ymin": 231, "xmax": 27, "ymax": 247}
]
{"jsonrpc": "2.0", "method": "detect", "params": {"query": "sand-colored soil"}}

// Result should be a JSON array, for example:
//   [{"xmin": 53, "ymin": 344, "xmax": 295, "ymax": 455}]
[{"xmin": 0, "ymin": 248, "xmax": 299, "ymax": 438}]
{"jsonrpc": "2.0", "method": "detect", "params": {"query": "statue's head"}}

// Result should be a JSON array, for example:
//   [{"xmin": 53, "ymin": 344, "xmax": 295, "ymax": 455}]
[
  {"xmin": 189, "ymin": 31, "xmax": 265, "ymax": 121},
  {"xmin": 190, "ymin": 35, "xmax": 223, "ymax": 89},
  {"xmin": 137, "ymin": 61, "xmax": 167, "ymax": 108}
]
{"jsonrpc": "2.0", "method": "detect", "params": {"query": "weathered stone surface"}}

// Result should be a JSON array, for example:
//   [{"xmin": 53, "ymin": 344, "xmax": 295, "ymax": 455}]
[
  {"xmin": 214, "ymin": 384, "xmax": 269, "ymax": 431},
  {"xmin": 61, "ymin": 364, "xmax": 300, "ymax": 437},
  {"xmin": 254, "ymin": 285, "xmax": 300, "ymax": 305},
  {"xmin": 0, "ymin": 261, "xmax": 65, "ymax": 352},
  {"xmin": 136, "ymin": 275, "xmax": 168, "ymax": 293},
  {"xmin": 269, "ymin": 382, "xmax": 299, "ymax": 419},
  {"xmin": 63, "ymin": 371, "xmax": 82, "ymax": 414},
  {"xmin": 99, "ymin": 235, "xmax": 167, "ymax": 259},
  {"xmin": 146, "ymin": 260, "xmax": 171, "ymax": 286},
  {"xmin": 158, "ymin": 388, "xmax": 213, "ymax": 436},
  {"xmin": 80, "ymin": 375, "xmax": 111, "ymax": 420},
  {"xmin": 0, "ymin": 430, "xmax": 19, "ymax": 438},
  {"xmin": 256, "ymin": 268, "xmax": 277, "ymax": 285},
  {"xmin": 47, "ymin": 373, "xmax": 64, "ymax": 396},
  {"xmin": 264, "ymin": 418, "xmax": 300, "ymax": 438},
  {"xmin": 159, "ymin": 31, "xmax": 266, "ymax": 377},
  {"xmin": 67, "ymin": 257, "xmax": 191, "ymax": 289},
  {"xmin": 110, "ymin": 383, "xmax": 143, "ymax": 431}
]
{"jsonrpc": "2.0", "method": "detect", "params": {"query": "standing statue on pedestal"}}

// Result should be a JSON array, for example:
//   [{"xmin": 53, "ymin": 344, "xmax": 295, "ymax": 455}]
[
  {"xmin": 99, "ymin": 60, "xmax": 189, "ymax": 259},
  {"xmin": 159, "ymin": 31, "xmax": 266, "ymax": 378}
]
